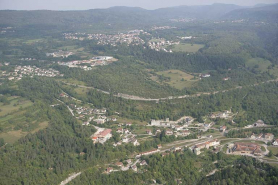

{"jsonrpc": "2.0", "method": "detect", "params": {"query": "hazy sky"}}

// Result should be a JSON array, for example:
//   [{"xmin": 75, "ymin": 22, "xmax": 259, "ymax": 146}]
[{"xmin": 1, "ymin": 0, "xmax": 278, "ymax": 10}]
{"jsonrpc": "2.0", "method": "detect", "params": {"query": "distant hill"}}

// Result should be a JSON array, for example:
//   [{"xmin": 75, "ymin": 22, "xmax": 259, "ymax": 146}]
[
  {"xmin": 0, "ymin": 4, "xmax": 244, "ymax": 27},
  {"xmin": 153, "ymin": 3, "xmax": 243, "ymax": 20},
  {"xmin": 223, "ymin": 4, "xmax": 278, "ymax": 22},
  {"xmin": 0, "ymin": 3, "xmax": 276, "ymax": 34}
]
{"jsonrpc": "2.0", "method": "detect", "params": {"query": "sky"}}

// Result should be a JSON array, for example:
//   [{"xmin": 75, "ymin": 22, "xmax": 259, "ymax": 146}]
[{"xmin": 0, "ymin": 0, "xmax": 278, "ymax": 10}]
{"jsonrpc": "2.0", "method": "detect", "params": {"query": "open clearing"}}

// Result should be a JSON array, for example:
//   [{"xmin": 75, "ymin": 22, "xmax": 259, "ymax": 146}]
[
  {"xmin": 0, "ymin": 121, "xmax": 49, "ymax": 144},
  {"xmin": 168, "ymin": 43, "xmax": 204, "ymax": 53},
  {"xmin": 246, "ymin": 58, "xmax": 272, "ymax": 72},
  {"xmin": 156, "ymin": 70, "xmax": 199, "ymax": 90},
  {"xmin": 268, "ymin": 146, "xmax": 278, "ymax": 156},
  {"xmin": 0, "ymin": 97, "xmax": 33, "ymax": 117}
]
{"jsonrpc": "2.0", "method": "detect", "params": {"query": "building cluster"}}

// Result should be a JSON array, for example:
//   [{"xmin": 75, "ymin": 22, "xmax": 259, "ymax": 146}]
[
  {"xmin": 170, "ymin": 18, "xmax": 195, "ymax": 22},
  {"xmin": 105, "ymin": 158, "xmax": 148, "ymax": 174},
  {"xmin": 0, "ymin": 27, "xmax": 15, "ymax": 34},
  {"xmin": 20, "ymin": 58, "xmax": 36, "ymax": 61},
  {"xmin": 46, "ymin": 50, "xmax": 73, "ymax": 58},
  {"xmin": 231, "ymin": 142, "xmax": 262, "ymax": 155},
  {"xmin": 2, "ymin": 65, "xmax": 63, "ymax": 81},
  {"xmin": 250, "ymin": 133, "xmax": 274, "ymax": 141},
  {"xmin": 150, "ymin": 26, "xmax": 176, "ymax": 31},
  {"xmin": 209, "ymin": 110, "xmax": 232, "ymax": 119},
  {"xmin": 57, "ymin": 56, "xmax": 115, "ymax": 70},
  {"xmin": 114, "ymin": 126, "xmax": 140, "ymax": 147},
  {"xmin": 148, "ymin": 38, "xmax": 179, "ymax": 52},
  {"xmin": 67, "ymin": 104, "xmax": 116, "ymax": 125},
  {"xmin": 64, "ymin": 30, "xmax": 148, "ymax": 46},
  {"xmin": 177, "ymin": 36, "xmax": 194, "ymax": 40},
  {"xmin": 150, "ymin": 117, "xmax": 193, "ymax": 136},
  {"xmin": 192, "ymin": 139, "xmax": 220, "ymax": 155},
  {"xmin": 150, "ymin": 117, "xmax": 193, "ymax": 127}
]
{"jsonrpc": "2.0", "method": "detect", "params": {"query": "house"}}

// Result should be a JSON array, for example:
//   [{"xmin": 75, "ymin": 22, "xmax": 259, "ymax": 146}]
[
  {"xmin": 174, "ymin": 125, "xmax": 183, "ymax": 131},
  {"xmin": 115, "ymin": 162, "xmax": 123, "ymax": 167},
  {"xmin": 146, "ymin": 130, "xmax": 152, "ymax": 135},
  {"xmin": 166, "ymin": 130, "xmax": 173, "ymax": 135},
  {"xmin": 130, "ymin": 138, "xmax": 140, "ymax": 146},
  {"xmin": 82, "ymin": 122, "xmax": 89, "ymax": 126},
  {"xmin": 157, "ymin": 144, "xmax": 162, "ymax": 149},
  {"xmin": 272, "ymin": 139, "xmax": 278, "ymax": 146},
  {"xmin": 155, "ymin": 129, "xmax": 161, "ymax": 135},
  {"xmin": 250, "ymin": 133, "xmax": 256, "ymax": 139},
  {"xmin": 193, "ymin": 147, "xmax": 201, "ymax": 155},
  {"xmin": 201, "ymin": 74, "xmax": 210, "ymax": 78},
  {"xmin": 264, "ymin": 133, "xmax": 274, "ymax": 141},
  {"xmin": 126, "ymin": 122, "xmax": 132, "ymax": 126},
  {"xmin": 178, "ymin": 130, "xmax": 190, "ymax": 136},
  {"xmin": 172, "ymin": 147, "xmax": 182, "ymax": 152},
  {"xmin": 117, "ymin": 128, "xmax": 123, "ymax": 133},
  {"xmin": 131, "ymin": 165, "xmax": 137, "ymax": 172},
  {"xmin": 161, "ymin": 152, "xmax": 170, "ymax": 157},
  {"xmin": 106, "ymin": 167, "xmax": 113, "ymax": 173},
  {"xmin": 219, "ymin": 126, "xmax": 227, "ymax": 132},
  {"xmin": 257, "ymin": 133, "xmax": 263, "ymax": 139},
  {"xmin": 140, "ymin": 160, "xmax": 147, "ymax": 166},
  {"xmin": 126, "ymin": 159, "xmax": 132, "ymax": 164}
]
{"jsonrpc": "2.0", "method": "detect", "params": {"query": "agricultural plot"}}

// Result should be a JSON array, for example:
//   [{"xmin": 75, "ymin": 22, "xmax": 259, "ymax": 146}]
[{"xmin": 156, "ymin": 70, "xmax": 199, "ymax": 90}]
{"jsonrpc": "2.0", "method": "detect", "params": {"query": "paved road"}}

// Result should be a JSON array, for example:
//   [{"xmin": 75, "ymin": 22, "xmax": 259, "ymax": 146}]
[{"xmin": 61, "ymin": 78, "xmax": 278, "ymax": 102}]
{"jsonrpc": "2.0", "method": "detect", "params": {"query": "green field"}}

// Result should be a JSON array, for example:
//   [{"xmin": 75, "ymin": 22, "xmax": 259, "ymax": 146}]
[
  {"xmin": 0, "ymin": 97, "xmax": 33, "ymax": 117},
  {"xmin": 246, "ymin": 58, "xmax": 272, "ymax": 72},
  {"xmin": 156, "ymin": 70, "xmax": 199, "ymax": 90},
  {"xmin": 0, "ymin": 121, "xmax": 49, "ymax": 144},
  {"xmin": 168, "ymin": 43, "xmax": 204, "ymax": 53},
  {"xmin": 268, "ymin": 146, "xmax": 278, "ymax": 156}
]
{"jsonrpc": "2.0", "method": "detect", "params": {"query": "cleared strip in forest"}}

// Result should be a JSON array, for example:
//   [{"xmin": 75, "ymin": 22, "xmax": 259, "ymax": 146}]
[{"xmin": 61, "ymin": 78, "xmax": 278, "ymax": 102}]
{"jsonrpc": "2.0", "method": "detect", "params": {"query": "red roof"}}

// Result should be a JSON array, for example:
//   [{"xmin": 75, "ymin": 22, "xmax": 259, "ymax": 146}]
[{"xmin": 99, "ymin": 129, "xmax": 112, "ymax": 137}]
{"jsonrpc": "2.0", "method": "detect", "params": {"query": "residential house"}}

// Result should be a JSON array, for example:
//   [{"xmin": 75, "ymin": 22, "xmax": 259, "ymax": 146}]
[
  {"xmin": 115, "ymin": 162, "xmax": 123, "ymax": 167},
  {"xmin": 146, "ymin": 130, "xmax": 152, "ymax": 135},
  {"xmin": 264, "ymin": 133, "xmax": 274, "ymax": 141},
  {"xmin": 131, "ymin": 165, "xmax": 137, "ymax": 172},
  {"xmin": 117, "ymin": 128, "xmax": 123, "ymax": 133},
  {"xmin": 140, "ymin": 160, "xmax": 147, "ymax": 166},
  {"xmin": 166, "ymin": 130, "xmax": 173, "ymax": 135},
  {"xmin": 219, "ymin": 126, "xmax": 227, "ymax": 132},
  {"xmin": 106, "ymin": 167, "xmax": 113, "ymax": 173},
  {"xmin": 250, "ymin": 133, "xmax": 256, "ymax": 139},
  {"xmin": 272, "ymin": 139, "xmax": 278, "ymax": 146}
]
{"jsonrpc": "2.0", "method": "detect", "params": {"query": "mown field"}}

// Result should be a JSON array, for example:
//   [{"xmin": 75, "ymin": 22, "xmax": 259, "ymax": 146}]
[
  {"xmin": 245, "ymin": 58, "xmax": 272, "ymax": 72},
  {"xmin": 168, "ymin": 43, "xmax": 205, "ymax": 53},
  {"xmin": 156, "ymin": 70, "xmax": 199, "ymax": 90}
]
